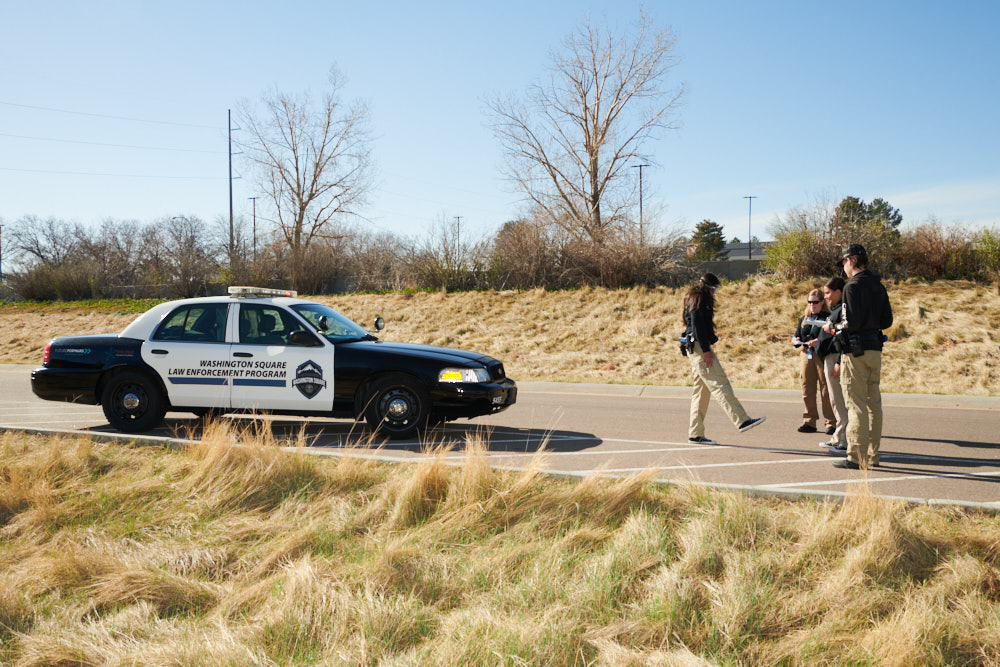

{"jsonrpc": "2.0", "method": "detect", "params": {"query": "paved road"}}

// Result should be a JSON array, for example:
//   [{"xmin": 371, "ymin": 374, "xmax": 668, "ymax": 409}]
[{"xmin": 2, "ymin": 364, "xmax": 998, "ymax": 509}]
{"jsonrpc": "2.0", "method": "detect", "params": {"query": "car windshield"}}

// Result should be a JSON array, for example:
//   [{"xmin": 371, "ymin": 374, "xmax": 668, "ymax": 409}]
[{"xmin": 290, "ymin": 303, "xmax": 373, "ymax": 342}]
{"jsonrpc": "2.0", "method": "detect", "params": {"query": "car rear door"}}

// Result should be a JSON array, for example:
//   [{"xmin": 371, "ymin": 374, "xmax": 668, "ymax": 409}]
[
  {"xmin": 228, "ymin": 302, "xmax": 335, "ymax": 412},
  {"xmin": 140, "ymin": 302, "xmax": 233, "ymax": 410}
]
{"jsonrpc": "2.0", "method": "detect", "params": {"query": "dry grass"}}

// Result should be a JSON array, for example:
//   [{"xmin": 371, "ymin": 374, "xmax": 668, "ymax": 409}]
[
  {"xmin": 3, "ymin": 279, "xmax": 999, "ymax": 395},
  {"xmin": 2, "ymin": 426, "xmax": 999, "ymax": 665}
]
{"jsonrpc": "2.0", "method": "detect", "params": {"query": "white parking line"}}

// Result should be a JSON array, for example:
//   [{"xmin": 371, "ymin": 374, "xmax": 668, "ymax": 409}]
[
  {"xmin": 600, "ymin": 457, "xmax": 830, "ymax": 473},
  {"xmin": 763, "ymin": 468, "xmax": 1000, "ymax": 489},
  {"xmin": 460, "ymin": 445, "xmax": 733, "ymax": 459}
]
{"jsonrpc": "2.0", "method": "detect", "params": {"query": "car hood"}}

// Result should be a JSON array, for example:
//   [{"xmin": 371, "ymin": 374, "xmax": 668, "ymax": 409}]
[{"xmin": 338, "ymin": 340, "xmax": 495, "ymax": 366}]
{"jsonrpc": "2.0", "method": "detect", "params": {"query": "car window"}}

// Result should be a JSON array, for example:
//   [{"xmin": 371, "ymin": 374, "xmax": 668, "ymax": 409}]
[
  {"xmin": 291, "ymin": 303, "xmax": 370, "ymax": 342},
  {"xmin": 238, "ymin": 304, "xmax": 306, "ymax": 345},
  {"xmin": 152, "ymin": 304, "xmax": 228, "ymax": 343}
]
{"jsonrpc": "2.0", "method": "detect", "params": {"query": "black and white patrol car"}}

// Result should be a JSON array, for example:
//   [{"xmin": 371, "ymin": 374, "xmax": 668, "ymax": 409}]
[{"xmin": 30, "ymin": 287, "xmax": 517, "ymax": 439}]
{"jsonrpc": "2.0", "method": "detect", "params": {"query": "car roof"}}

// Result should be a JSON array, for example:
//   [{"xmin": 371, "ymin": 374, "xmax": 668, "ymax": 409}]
[{"xmin": 119, "ymin": 294, "xmax": 318, "ymax": 340}]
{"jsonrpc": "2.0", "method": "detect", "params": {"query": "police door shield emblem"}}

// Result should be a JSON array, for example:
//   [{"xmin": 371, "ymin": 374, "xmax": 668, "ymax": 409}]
[{"xmin": 292, "ymin": 360, "xmax": 327, "ymax": 399}]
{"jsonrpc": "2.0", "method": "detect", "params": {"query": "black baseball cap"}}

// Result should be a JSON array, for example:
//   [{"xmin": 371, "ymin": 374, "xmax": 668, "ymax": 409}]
[{"xmin": 841, "ymin": 244, "xmax": 867, "ymax": 261}]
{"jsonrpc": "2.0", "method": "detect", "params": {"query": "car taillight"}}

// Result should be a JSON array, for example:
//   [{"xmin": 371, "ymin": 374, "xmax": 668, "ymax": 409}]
[{"xmin": 43, "ymin": 342, "xmax": 51, "ymax": 364}]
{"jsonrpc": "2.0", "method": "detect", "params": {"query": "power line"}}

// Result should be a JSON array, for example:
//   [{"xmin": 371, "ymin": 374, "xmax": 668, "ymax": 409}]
[
  {"xmin": 0, "ymin": 166, "xmax": 223, "ymax": 180},
  {"xmin": 0, "ymin": 100, "xmax": 218, "ymax": 129},
  {"xmin": 0, "ymin": 131, "xmax": 224, "ymax": 154}
]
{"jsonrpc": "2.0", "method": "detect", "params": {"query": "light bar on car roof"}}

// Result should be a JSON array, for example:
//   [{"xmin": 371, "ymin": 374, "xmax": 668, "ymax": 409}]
[{"xmin": 227, "ymin": 286, "xmax": 298, "ymax": 298}]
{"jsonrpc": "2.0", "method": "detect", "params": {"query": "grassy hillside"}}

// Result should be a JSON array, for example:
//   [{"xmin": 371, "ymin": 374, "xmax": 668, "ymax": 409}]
[
  {"xmin": 2, "ymin": 279, "xmax": 999, "ymax": 395},
  {"xmin": 2, "ymin": 426, "xmax": 999, "ymax": 665}
]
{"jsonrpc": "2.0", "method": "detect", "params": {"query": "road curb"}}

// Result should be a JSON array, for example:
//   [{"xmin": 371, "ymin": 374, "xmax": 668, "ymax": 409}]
[{"xmin": 4, "ymin": 423, "xmax": 998, "ymax": 514}]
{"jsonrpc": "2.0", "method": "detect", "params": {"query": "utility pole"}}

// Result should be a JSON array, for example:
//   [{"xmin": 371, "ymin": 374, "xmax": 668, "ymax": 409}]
[
  {"xmin": 0, "ymin": 223, "xmax": 4, "ymax": 285},
  {"xmin": 228, "ymin": 109, "xmax": 234, "ymax": 266},
  {"xmin": 453, "ymin": 216, "xmax": 462, "ymax": 253},
  {"xmin": 632, "ymin": 163, "xmax": 649, "ymax": 245},
  {"xmin": 743, "ymin": 195, "xmax": 757, "ymax": 260},
  {"xmin": 248, "ymin": 197, "xmax": 257, "ymax": 261}
]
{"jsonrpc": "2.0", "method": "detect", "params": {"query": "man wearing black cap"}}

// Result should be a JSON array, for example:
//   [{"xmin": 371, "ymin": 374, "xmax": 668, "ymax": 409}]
[{"xmin": 829, "ymin": 244, "xmax": 893, "ymax": 470}]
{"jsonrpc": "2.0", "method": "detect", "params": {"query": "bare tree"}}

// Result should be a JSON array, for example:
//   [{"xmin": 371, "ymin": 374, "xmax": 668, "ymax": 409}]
[
  {"xmin": 239, "ymin": 66, "xmax": 374, "ymax": 290},
  {"xmin": 488, "ymin": 12, "xmax": 683, "ymax": 245}
]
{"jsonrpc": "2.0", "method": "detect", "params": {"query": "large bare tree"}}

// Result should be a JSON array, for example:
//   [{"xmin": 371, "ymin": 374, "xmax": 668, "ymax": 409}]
[
  {"xmin": 240, "ymin": 67, "xmax": 374, "ymax": 290},
  {"xmin": 488, "ymin": 12, "xmax": 683, "ymax": 245}
]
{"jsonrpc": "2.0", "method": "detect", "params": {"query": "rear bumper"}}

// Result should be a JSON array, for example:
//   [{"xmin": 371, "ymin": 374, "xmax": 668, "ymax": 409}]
[
  {"xmin": 30, "ymin": 367, "xmax": 101, "ymax": 405},
  {"xmin": 432, "ymin": 378, "xmax": 517, "ymax": 419}
]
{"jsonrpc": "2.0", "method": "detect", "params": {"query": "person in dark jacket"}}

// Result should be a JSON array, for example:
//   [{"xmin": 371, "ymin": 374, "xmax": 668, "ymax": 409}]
[
  {"xmin": 827, "ymin": 244, "xmax": 893, "ymax": 470},
  {"xmin": 792, "ymin": 288, "xmax": 834, "ymax": 434},
  {"xmin": 682, "ymin": 273, "xmax": 765, "ymax": 445},
  {"xmin": 816, "ymin": 276, "xmax": 848, "ymax": 452}
]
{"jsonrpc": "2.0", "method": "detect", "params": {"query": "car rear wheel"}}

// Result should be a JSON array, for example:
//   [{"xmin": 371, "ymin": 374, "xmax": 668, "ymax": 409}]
[
  {"xmin": 101, "ymin": 371, "xmax": 166, "ymax": 433},
  {"xmin": 364, "ymin": 374, "xmax": 430, "ymax": 440}
]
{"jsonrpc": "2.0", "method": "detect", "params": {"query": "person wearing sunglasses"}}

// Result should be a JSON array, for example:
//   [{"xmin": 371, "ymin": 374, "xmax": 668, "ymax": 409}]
[
  {"xmin": 792, "ymin": 289, "xmax": 835, "ymax": 434},
  {"xmin": 682, "ymin": 273, "xmax": 765, "ymax": 445}
]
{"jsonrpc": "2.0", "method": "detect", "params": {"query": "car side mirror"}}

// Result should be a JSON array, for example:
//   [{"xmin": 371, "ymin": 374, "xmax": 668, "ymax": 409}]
[
  {"xmin": 373, "ymin": 316, "xmax": 385, "ymax": 332},
  {"xmin": 289, "ymin": 330, "xmax": 320, "ymax": 347},
  {"xmin": 317, "ymin": 315, "xmax": 329, "ymax": 331}
]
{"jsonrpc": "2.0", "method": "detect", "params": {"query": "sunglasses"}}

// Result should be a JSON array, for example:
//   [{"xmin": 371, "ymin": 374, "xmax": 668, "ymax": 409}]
[{"xmin": 808, "ymin": 300, "xmax": 822, "ymax": 304}]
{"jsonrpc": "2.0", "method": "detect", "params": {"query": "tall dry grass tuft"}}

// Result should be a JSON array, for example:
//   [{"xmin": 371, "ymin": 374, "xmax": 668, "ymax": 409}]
[
  {"xmin": 86, "ymin": 564, "xmax": 223, "ymax": 617},
  {"xmin": 182, "ymin": 418, "xmax": 326, "ymax": 512}
]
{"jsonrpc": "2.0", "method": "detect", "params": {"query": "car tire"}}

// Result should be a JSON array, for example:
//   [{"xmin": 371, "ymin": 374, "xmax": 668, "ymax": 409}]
[
  {"xmin": 363, "ymin": 374, "xmax": 430, "ymax": 440},
  {"xmin": 101, "ymin": 371, "xmax": 167, "ymax": 433}
]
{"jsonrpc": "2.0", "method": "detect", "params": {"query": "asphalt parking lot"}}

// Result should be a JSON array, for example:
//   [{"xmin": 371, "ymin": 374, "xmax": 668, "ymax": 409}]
[{"xmin": 2, "ymin": 364, "xmax": 999, "ymax": 510}]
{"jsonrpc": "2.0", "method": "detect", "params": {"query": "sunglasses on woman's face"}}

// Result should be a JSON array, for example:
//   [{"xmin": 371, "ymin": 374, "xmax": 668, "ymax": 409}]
[{"xmin": 808, "ymin": 300, "xmax": 822, "ymax": 304}]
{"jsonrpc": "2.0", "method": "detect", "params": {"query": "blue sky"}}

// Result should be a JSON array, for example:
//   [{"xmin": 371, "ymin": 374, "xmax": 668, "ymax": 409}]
[{"xmin": 2, "ymin": 1, "xmax": 998, "ymax": 246}]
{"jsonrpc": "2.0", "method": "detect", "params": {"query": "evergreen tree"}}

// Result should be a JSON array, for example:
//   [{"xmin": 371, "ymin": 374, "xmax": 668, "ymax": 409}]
[{"xmin": 689, "ymin": 219, "xmax": 728, "ymax": 260}]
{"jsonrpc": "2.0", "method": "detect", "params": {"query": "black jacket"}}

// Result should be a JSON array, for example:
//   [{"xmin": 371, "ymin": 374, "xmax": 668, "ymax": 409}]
[
  {"xmin": 816, "ymin": 303, "xmax": 843, "ymax": 359},
  {"xmin": 844, "ymin": 269, "xmax": 893, "ymax": 351},
  {"xmin": 684, "ymin": 303, "xmax": 718, "ymax": 353},
  {"xmin": 795, "ymin": 309, "xmax": 830, "ymax": 351}
]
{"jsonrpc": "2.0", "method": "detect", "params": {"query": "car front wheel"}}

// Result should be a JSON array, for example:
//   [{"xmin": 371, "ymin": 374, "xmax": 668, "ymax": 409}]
[
  {"xmin": 364, "ymin": 374, "xmax": 430, "ymax": 440},
  {"xmin": 101, "ymin": 371, "xmax": 166, "ymax": 433}
]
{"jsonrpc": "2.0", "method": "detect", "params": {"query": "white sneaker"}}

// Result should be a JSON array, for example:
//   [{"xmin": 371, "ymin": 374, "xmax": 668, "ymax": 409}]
[{"xmin": 688, "ymin": 436, "xmax": 718, "ymax": 445}]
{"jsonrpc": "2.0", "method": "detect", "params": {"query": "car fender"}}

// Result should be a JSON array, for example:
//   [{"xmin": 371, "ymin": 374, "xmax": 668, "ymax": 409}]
[
  {"xmin": 353, "ymin": 370, "xmax": 426, "ymax": 418},
  {"xmin": 97, "ymin": 363, "xmax": 171, "ymax": 409}
]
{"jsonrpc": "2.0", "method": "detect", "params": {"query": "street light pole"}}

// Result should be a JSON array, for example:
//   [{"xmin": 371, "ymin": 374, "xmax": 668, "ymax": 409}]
[
  {"xmin": 743, "ymin": 195, "xmax": 757, "ymax": 260},
  {"xmin": 632, "ymin": 163, "xmax": 650, "ymax": 245}
]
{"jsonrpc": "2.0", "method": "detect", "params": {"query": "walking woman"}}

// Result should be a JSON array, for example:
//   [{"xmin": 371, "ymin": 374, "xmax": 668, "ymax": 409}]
[
  {"xmin": 792, "ymin": 288, "xmax": 835, "ymax": 434},
  {"xmin": 683, "ymin": 273, "xmax": 765, "ymax": 445}
]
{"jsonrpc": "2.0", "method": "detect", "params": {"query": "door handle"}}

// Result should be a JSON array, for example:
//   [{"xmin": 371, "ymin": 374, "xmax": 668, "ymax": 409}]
[
  {"xmin": 151, "ymin": 349, "xmax": 168, "ymax": 355},
  {"xmin": 233, "ymin": 352, "xmax": 253, "ymax": 358}
]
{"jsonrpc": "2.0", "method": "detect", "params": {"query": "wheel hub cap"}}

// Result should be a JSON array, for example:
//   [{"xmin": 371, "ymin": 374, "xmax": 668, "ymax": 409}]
[
  {"xmin": 387, "ymin": 397, "xmax": 409, "ymax": 418},
  {"xmin": 122, "ymin": 393, "xmax": 140, "ymax": 410}
]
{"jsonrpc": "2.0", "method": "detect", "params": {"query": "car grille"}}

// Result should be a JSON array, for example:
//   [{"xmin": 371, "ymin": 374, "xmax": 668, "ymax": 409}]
[{"xmin": 487, "ymin": 362, "xmax": 505, "ymax": 380}]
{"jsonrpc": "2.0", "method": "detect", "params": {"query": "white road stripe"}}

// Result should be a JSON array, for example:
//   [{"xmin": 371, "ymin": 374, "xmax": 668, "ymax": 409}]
[
  {"xmin": 763, "ymin": 468, "xmax": 1000, "ymax": 489},
  {"xmin": 599, "ymin": 457, "xmax": 827, "ymax": 473},
  {"xmin": 462, "ymin": 445, "xmax": 733, "ymax": 459}
]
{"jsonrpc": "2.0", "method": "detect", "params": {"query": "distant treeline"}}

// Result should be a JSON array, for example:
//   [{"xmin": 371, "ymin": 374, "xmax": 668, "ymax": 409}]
[{"xmin": 1, "ymin": 199, "xmax": 998, "ymax": 301}]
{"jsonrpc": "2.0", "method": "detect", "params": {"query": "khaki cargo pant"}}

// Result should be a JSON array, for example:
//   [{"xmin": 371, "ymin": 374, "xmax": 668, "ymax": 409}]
[
  {"xmin": 800, "ymin": 349, "xmax": 835, "ymax": 429},
  {"xmin": 841, "ymin": 349, "xmax": 883, "ymax": 467},
  {"xmin": 688, "ymin": 341, "xmax": 750, "ymax": 439},
  {"xmin": 822, "ymin": 354, "xmax": 849, "ymax": 447}
]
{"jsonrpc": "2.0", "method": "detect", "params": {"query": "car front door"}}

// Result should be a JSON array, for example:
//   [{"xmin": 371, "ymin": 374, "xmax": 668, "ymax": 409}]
[
  {"xmin": 229, "ymin": 302, "xmax": 334, "ymax": 412},
  {"xmin": 140, "ymin": 302, "xmax": 233, "ymax": 410}
]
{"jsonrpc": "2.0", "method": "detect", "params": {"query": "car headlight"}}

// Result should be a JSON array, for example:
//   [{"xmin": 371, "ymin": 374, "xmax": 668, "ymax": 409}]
[{"xmin": 438, "ymin": 367, "xmax": 490, "ymax": 383}]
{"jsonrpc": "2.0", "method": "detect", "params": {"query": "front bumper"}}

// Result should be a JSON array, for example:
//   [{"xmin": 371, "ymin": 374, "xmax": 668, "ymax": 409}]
[
  {"xmin": 431, "ymin": 378, "xmax": 517, "ymax": 419},
  {"xmin": 30, "ymin": 367, "xmax": 102, "ymax": 405}
]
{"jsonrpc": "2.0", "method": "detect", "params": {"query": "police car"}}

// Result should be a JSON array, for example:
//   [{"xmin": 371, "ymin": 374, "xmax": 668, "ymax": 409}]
[{"xmin": 30, "ymin": 287, "xmax": 517, "ymax": 439}]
